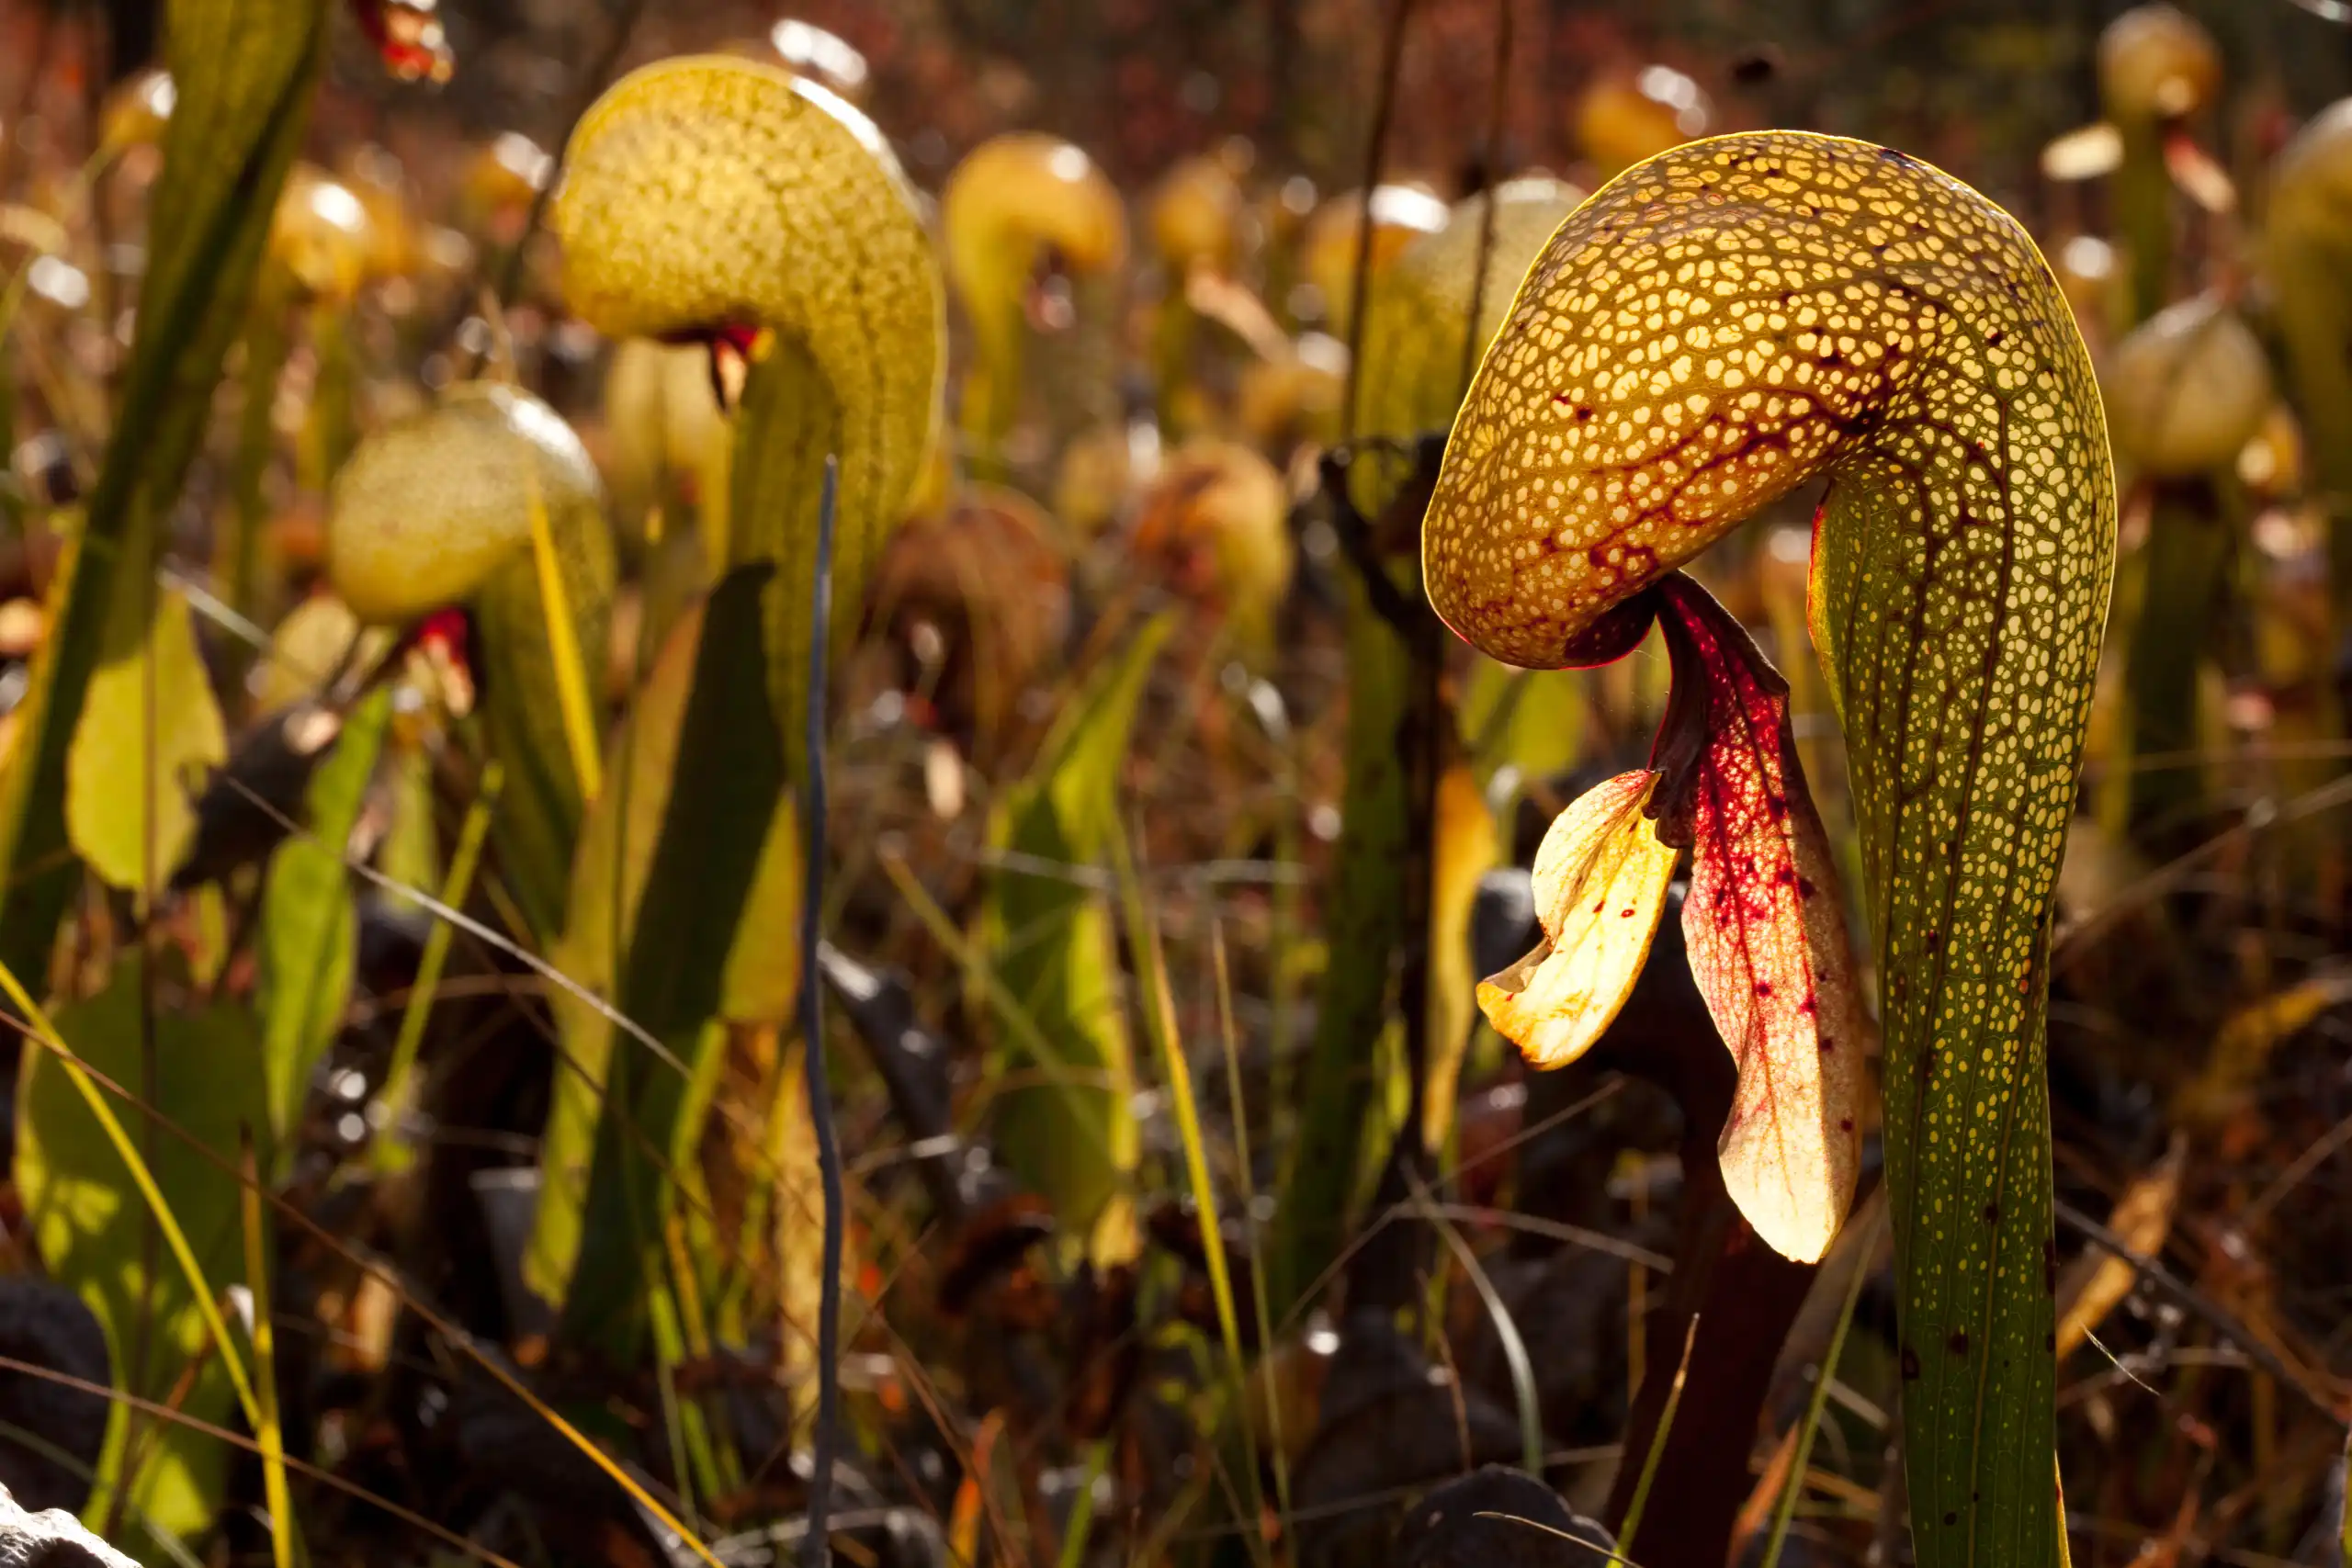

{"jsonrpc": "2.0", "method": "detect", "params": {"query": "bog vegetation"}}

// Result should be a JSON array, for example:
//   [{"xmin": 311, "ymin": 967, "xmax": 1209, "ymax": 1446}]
[{"xmin": 0, "ymin": 3, "xmax": 2346, "ymax": 1567}]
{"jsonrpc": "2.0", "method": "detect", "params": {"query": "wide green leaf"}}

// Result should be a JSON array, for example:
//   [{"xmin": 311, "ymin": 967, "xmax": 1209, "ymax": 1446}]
[
  {"xmin": 979, "ymin": 613, "xmax": 1172, "ymax": 1238},
  {"xmin": 527, "ymin": 567, "xmax": 799, "ymax": 1358},
  {"xmin": 64, "ymin": 589, "xmax": 228, "ymax": 900},
  {"xmin": 0, "ymin": 0, "xmax": 323, "ymax": 986},
  {"xmin": 17, "ymin": 964, "xmax": 268, "ymax": 1557}
]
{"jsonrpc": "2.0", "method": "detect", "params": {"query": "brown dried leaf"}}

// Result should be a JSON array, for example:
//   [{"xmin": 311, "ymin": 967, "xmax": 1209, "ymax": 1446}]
[{"xmin": 2054, "ymin": 1136, "xmax": 2185, "ymax": 1358}]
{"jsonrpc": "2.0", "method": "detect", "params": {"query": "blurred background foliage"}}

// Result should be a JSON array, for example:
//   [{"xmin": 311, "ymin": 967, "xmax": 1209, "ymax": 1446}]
[{"xmin": 0, "ymin": 1, "xmax": 2349, "ymax": 1567}]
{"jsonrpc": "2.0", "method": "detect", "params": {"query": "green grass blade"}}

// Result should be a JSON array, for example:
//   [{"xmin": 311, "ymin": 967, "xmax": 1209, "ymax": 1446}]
[
  {"xmin": 1615, "ymin": 1316, "xmax": 1699, "ymax": 1560},
  {"xmin": 1211, "ymin": 924, "xmax": 1294, "ymax": 1534},
  {"xmin": 237, "ymin": 1133, "xmax": 298, "ymax": 1568},
  {"xmin": 1415, "ymin": 1179, "xmax": 1543, "ymax": 1475},
  {"xmin": 518, "ymin": 457, "xmax": 605, "ymax": 805},
  {"xmin": 1055, "ymin": 1438, "xmax": 1114, "ymax": 1568},
  {"xmin": 1761, "ymin": 1207, "xmax": 1883, "ymax": 1568},
  {"xmin": 373, "ymin": 762, "xmax": 503, "ymax": 1176},
  {"xmin": 1109, "ymin": 819, "xmax": 1268, "ymax": 1568}
]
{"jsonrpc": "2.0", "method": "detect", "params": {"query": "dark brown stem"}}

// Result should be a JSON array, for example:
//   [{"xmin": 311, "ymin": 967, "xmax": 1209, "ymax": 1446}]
[
  {"xmin": 1338, "ymin": 0, "xmax": 1416, "ymax": 445},
  {"xmin": 1456, "ymin": 0, "xmax": 1514, "ymax": 400},
  {"xmin": 464, "ymin": 0, "xmax": 651, "ymax": 374},
  {"xmin": 1593, "ymin": 911, "xmax": 1820, "ymax": 1561},
  {"xmin": 1318, "ymin": 447, "xmax": 1425, "ymax": 640}
]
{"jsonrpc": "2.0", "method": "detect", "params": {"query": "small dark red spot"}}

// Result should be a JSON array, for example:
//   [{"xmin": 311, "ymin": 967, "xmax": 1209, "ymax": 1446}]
[
  {"xmin": 1838, "ymin": 1116, "xmax": 1854, "ymax": 1132},
  {"xmin": 1592, "ymin": 901, "xmax": 1604, "ymax": 915},
  {"xmin": 1942, "ymin": 1512, "xmax": 1958, "ymax": 1528},
  {"xmin": 1620, "ymin": 908, "xmax": 1636, "ymax": 918},
  {"xmin": 417, "ymin": 608, "xmax": 470, "ymax": 664},
  {"xmin": 1818, "ymin": 1036, "xmax": 1834, "ymax": 1052},
  {"xmin": 1901, "ymin": 1345, "xmax": 1921, "ymax": 1380},
  {"xmin": 1796, "ymin": 875, "xmax": 1816, "ymax": 897},
  {"xmin": 1947, "ymin": 1330, "xmax": 1969, "ymax": 1356},
  {"xmin": 1754, "ymin": 981, "xmax": 1773, "ymax": 998},
  {"xmin": 1984, "ymin": 1202, "xmax": 2000, "ymax": 1224},
  {"xmin": 1797, "ymin": 994, "xmax": 1818, "ymax": 1015}
]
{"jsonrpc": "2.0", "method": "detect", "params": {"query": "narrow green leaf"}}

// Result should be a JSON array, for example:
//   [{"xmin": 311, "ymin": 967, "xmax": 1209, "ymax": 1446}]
[
  {"xmin": 1109, "ymin": 823, "xmax": 1270, "ymax": 1563},
  {"xmin": 17, "ymin": 965, "xmax": 269, "ymax": 1556},
  {"xmin": 979, "ymin": 614, "xmax": 1172, "ymax": 1236},
  {"xmin": 373, "ymin": 762, "xmax": 500, "ymax": 1179},
  {"xmin": 256, "ymin": 689, "xmax": 390, "ymax": 1150},
  {"xmin": 2121, "ymin": 483, "xmax": 2230, "ymax": 837},
  {"xmin": 0, "ymin": 0, "xmax": 322, "ymax": 984},
  {"xmin": 235, "ymin": 1134, "xmax": 296, "ymax": 1568},
  {"xmin": 1269, "ymin": 581, "xmax": 1409, "ymax": 1317}
]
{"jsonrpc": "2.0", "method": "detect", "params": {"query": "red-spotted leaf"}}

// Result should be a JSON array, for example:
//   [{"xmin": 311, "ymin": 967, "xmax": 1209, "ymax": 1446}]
[
  {"xmin": 1478, "ymin": 768, "xmax": 1679, "ymax": 1069},
  {"xmin": 1653, "ymin": 575, "xmax": 1869, "ymax": 1264}
]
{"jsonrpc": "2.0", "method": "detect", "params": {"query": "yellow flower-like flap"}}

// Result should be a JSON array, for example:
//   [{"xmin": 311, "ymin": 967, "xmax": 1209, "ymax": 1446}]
[{"xmin": 1478, "ymin": 769, "xmax": 1679, "ymax": 1070}]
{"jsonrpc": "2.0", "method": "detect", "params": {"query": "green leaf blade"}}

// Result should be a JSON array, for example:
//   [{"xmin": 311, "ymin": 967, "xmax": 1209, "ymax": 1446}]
[
  {"xmin": 65, "ymin": 590, "xmax": 228, "ymax": 899},
  {"xmin": 17, "ymin": 968, "xmax": 269, "ymax": 1557}
]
